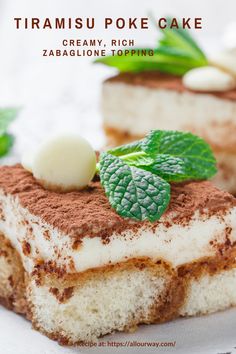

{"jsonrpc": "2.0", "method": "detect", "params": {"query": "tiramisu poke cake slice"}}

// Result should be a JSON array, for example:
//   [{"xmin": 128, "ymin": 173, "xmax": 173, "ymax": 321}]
[
  {"xmin": 97, "ymin": 19, "xmax": 236, "ymax": 194},
  {"xmin": 0, "ymin": 131, "xmax": 236, "ymax": 345}
]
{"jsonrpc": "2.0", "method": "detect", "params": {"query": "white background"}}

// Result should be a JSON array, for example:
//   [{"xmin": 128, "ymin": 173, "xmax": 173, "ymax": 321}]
[{"xmin": 0, "ymin": 1, "xmax": 236, "ymax": 353}]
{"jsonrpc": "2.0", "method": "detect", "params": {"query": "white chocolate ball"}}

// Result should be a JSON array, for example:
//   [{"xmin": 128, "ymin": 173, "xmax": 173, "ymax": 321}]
[
  {"xmin": 183, "ymin": 66, "xmax": 236, "ymax": 92},
  {"xmin": 209, "ymin": 50, "xmax": 236, "ymax": 77},
  {"xmin": 31, "ymin": 134, "xmax": 96, "ymax": 191}
]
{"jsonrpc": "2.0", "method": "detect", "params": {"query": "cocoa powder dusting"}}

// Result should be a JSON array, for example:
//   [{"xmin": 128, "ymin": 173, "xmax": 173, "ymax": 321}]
[
  {"xmin": 0, "ymin": 164, "xmax": 235, "ymax": 243},
  {"xmin": 106, "ymin": 72, "xmax": 236, "ymax": 101},
  {"xmin": 22, "ymin": 241, "xmax": 31, "ymax": 256}
]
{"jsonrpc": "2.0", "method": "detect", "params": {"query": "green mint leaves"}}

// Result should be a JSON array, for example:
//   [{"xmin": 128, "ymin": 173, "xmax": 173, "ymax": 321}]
[
  {"xmin": 95, "ymin": 17, "xmax": 208, "ymax": 75},
  {"xmin": 98, "ymin": 130, "xmax": 217, "ymax": 222},
  {"xmin": 0, "ymin": 108, "xmax": 19, "ymax": 157}
]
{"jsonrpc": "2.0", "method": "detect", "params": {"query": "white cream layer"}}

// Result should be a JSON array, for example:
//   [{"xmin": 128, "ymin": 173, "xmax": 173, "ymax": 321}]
[
  {"xmin": 102, "ymin": 82, "xmax": 236, "ymax": 148},
  {"xmin": 0, "ymin": 190, "xmax": 236, "ymax": 274}
]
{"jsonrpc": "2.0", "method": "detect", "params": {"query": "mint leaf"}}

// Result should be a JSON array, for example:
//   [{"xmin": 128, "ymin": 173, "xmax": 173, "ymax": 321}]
[
  {"xmin": 0, "ymin": 134, "xmax": 14, "ymax": 157},
  {"xmin": 108, "ymin": 141, "xmax": 153, "ymax": 167},
  {"xmin": 156, "ymin": 46, "xmax": 206, "ymax": 68},
  {"xmin": 0, "ymin": 108, "xmax": 18, "ymax": 135},
  {"xmin": 99, "ymin": 153, "xmax": 170, "ymax": 221},
  {"xmin": 141, "ymin": 130, "xmax": 217, "ymax": 180},
  {"xmin": 159, "ymin": 20, "xmax": 207, "ymax": 64},
  {"xmin": 107, "ymin": 140, "xmax": 142, "ymax": 156},
  {"xmin": 139, "ymin": 154, "xmax": 189, "ymax": 182},
  {"xmin": 120, "ymin": 153, "xmax": 153, "ymax": 167}
]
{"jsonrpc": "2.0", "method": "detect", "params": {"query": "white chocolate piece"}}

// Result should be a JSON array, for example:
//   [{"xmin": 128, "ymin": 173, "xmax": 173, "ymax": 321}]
[
  {"xmin": 32, "ymin": 134, "xmax": 96, "ymax": 191},
  {"xmin": 183, "ymin": 66, "xmax": 236, "ymax": 92},
  {"xmin": 209, "ymin": 50, "xmax": 236, "ymax": 77}
]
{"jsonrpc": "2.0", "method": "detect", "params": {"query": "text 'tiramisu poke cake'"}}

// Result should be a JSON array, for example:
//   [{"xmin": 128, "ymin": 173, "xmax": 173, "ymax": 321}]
[
  {"xmin": 1, "ymin": 131, "xmax": 236, "ymax": 345},
  {"xmin": 97, "ymin": 19, "xmax": 236, "ymax": 194}
]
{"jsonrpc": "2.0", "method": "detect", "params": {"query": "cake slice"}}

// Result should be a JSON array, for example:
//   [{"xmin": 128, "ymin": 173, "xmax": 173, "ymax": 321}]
[
  {"xmin": 102, "ymin": 71, "xmax": 236, "ymax": 194},
  {"xmin": 0, "ymin": 164, "xmax": 236, "ymax": 344}
]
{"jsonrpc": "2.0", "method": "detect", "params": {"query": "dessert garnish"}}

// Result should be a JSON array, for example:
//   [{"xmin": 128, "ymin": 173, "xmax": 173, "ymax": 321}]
[
  {"xmin": 22, "ymin": 134, "xmax": 96, "ymax": 191},
  {"xmin": 98, "ymin": 130, "xmax": 217, "ymax": 221},
  {"xmin": 183, "ymin": 49, "xmax": 236, "ymax": 91},
  {"xmin": 183, "ymin": 66, "xmax": 236, "ymax": 92},
  {"xmin": 0, "ymin": 108, "xmax": 19, "ymax": 158},
  {"xmin": 22, "ymin": 130, "xmax": 216, "ymax": 222},
  {"xmin": 95, "ymin": 17, "xmax": 236, "ymax": 92}
]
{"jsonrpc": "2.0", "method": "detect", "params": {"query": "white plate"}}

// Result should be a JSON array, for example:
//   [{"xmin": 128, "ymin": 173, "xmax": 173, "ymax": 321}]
[{"xmin": 1, "ymin": 306, "xmax": 236, "ymax": 354}]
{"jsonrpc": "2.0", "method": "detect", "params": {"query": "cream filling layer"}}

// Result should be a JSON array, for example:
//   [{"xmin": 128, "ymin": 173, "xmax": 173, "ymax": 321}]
[
  {"xmin": 0, "ymin": 190, "xmax": 236, "ymax": 274},
  {"xmin": 102, "ymin": 82, "xmax": 236, "ymax": 148}
]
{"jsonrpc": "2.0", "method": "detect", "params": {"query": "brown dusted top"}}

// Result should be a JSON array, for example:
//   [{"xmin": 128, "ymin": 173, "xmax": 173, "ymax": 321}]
[
  {"xmin": 105, "ymin": 72, "xmax": 236, "ymax": 101},
  {"xmin": 0, "ymin": 164, "xmax": 235, "ymax": 241}
]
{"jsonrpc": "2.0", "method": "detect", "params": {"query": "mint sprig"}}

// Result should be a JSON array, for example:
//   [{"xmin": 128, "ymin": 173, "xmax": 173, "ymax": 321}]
[
  {"xmin": 107, "ymin": 140, "xmax": 142, "ymax": 156},
  {"xmin": 95, "ymin": 17, "xmax": 208, "ymax": 75},
  {"xmin": 139, "ymin": 154, "xmax": 190, "ymax": 182},
  {"xmin": 98, "ymin": 130, "xmax": 217, "ymax": 222}
]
